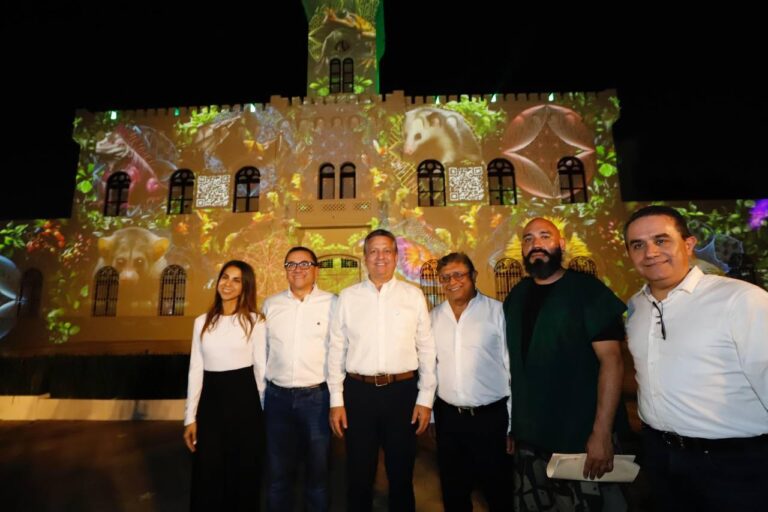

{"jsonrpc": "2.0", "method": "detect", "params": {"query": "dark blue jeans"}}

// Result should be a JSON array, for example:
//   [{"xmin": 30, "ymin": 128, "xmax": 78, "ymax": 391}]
[{"xmin": 265, "ymin": 381, "xmax": 331, "ymax": 512}]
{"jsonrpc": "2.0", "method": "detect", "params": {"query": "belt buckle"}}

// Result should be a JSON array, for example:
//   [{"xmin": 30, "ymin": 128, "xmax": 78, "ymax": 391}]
[
  {"xmin": 457, "ymin": 406, "xmax": 475, "ymax": 416},
  {"xmin": 374, "ymin": 374, "xmax": 391, "ymax": 387},
  {"xmin": 662, "ymin": 431, "xmax": 685, "ymax": 449}
]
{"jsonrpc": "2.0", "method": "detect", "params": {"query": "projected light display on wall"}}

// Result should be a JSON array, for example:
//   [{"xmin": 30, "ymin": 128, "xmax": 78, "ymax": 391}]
[{"xmin": 1, "ymin": 91, "xmax": 766, "ymax": 346}]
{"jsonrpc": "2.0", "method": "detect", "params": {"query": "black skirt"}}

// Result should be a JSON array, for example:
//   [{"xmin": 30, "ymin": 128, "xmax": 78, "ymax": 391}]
[{"xmin": 191, "ymin": 365, "xmax": 264, "ymax": 511}]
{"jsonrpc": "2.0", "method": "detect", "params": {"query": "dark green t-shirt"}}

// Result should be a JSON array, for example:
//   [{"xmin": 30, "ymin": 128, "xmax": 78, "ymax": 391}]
[{"xmin": 503, "ymin": 270, "xmax": 628, "ymax": 453}]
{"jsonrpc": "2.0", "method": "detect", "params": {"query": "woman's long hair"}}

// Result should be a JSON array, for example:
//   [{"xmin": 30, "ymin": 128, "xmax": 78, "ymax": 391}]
[{"xmin": 201, "ymin": 260, "xmax": 262, "ymax": 340}]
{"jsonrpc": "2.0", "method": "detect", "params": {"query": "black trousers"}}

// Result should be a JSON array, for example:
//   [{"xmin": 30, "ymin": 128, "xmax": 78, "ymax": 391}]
[
  {"xmin": 434, "ymin": 397, "xmax": 511, "ymax": 512},
  {"xmin": 191, "ymin": 366, "xmax": 264, "ymax": 512},
  {"xmin": 343, "ymin": 375, "xmax": 418, "ymax": 512},
  {"xmin": 641, "ymin": 426, "xmax": 768, "ymax": 512}
]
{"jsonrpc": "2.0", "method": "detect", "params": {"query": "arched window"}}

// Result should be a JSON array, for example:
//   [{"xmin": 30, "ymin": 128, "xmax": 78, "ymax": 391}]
[
  {"xmin": 104, "ymin": 172, "xmax": 130, "ymax": 217},
  {"xmin": 420, "ymin": 259, "xmax": 445, "ymax": 310},
  {"xmin": 234, "ymin": 167, "xmax": 260, "ymax": 213},
  {"xmin": 568, "ymin": 256, "xmax": 598, "ymax": 277},
  {"xmin": 167, "ymin": 169, "xmax": 195, "ymax": 214},
  {"xmin": 494, "ymin": 258, "xmax": 524, "ymax": 301},
  {"xmin": 342, "ymin": 58, "xmax": 354, "ymax": 93},
  {"xmin": 17, "ymin": 268, "xmax": 42, "ymax": 317},
  {"xmin": 417, "ymin": 160, "xmax": 446, "ymax": 207},
  {"xmin": 340, "ymin": 162, "xmax": 356, "ymax": 199},
  {"xmin": 319, "ymin": 163, "xmax": 335, "ymax": 200},
  {"xmin": 93, "ymin": 266, "xmax": 119, "ymax": 317},
  {"xmin": 158, "ymin": 265, "xmax": 186, "ymax": 316},
  {"xmin": 488, "ymin": 158, "xmax": 517, "ymax": 205},
  {"xmin": 317, "ymin": 254, "xmax": 361, "ymax": 294},
  {"xmin": 329, "ymin": 58, "xmax": 341, "ymax": 94},
  {"xmin": 557, "ymin": 157, "xmax": 588, "ymax": 203}
]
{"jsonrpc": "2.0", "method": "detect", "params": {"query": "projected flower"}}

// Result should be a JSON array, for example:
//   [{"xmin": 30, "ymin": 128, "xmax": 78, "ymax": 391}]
[
  {"xmin": 749, "ymin": 199, "xmax": 768, "ymax": 229},
  {"xmin": 396, "ymin": 237, "xmax": 437, "ymax": 282}
]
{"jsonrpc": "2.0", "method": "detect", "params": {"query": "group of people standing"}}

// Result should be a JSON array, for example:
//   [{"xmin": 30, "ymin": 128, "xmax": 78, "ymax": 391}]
[{"xmin": 183, "ymin": 205, "xmax": 768, "ymax": 512}]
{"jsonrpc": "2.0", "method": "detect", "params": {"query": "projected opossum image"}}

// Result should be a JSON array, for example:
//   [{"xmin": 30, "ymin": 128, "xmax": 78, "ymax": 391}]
[{"xmin": 403, "ymin": 107, "xmax": 482, "ymax": 166}]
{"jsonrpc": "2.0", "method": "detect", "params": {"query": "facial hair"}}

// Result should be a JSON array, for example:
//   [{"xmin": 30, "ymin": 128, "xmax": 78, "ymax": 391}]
[{"xmin": 524, "ymin": 246, "xmax": 563, "ymax": 280}]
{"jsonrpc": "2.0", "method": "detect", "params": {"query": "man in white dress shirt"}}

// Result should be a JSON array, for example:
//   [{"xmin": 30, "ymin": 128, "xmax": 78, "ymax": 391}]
[
  {"xmin": 328, "ymin": 229, "xmax": 436, "ymax": 512},
  {"xmin": 624, "ymin": 205, "xmax": 768, "ymax": 512},
  {"xmin": 261, "ymin": 246, "xmax": 337, "ymax": 512},
  {"xmin": 429, "ymin": 252, "xmax": 512, "ymax": 512}
]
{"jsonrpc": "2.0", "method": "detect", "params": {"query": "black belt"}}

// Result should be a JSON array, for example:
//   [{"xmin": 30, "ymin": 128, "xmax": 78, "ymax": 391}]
[
  {"xmin": 643, "ymin": 423, "xmax": 768, "ymax": 452},
  {"xmin": 267, "ymin": 381, "xmax": 327, "ymax": 392},
  {"xmin": 437, "ymin": 396, "xmax": 507, "ymax": 416}
]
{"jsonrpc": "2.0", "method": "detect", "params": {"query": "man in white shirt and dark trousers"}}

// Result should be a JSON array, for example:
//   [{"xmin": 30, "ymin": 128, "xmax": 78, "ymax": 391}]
[
  {"xmin": 328, "ymin": 229, "xmax": 436, "ymax": 512},
  {"xmin": 430, "ymin": 252, "xmax": 512, "ymax": 512},
  {"xmin": 261, "ymin": 247, "xmax": 337, "ymax": 512},
  {"xmin": 624, "ymin": 205, "xmax": 768, "ymax": 512}
]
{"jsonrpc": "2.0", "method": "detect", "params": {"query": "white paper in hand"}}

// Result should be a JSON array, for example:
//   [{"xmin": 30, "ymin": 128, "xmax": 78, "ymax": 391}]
[{"xmin": 546, "ymin": 454, "xmax": 640, "ymax": 482}]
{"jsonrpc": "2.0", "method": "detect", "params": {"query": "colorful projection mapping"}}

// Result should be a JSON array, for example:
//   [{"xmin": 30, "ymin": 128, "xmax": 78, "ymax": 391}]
[{"xmin": 0, "ymin": 0, "xmax": 765, "ymax": 349}]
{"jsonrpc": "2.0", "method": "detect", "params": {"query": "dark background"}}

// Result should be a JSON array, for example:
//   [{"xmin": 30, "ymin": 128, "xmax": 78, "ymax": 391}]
[{"xmin": 2, "ymin": 1, "xmax": 765, "ymax": 220}]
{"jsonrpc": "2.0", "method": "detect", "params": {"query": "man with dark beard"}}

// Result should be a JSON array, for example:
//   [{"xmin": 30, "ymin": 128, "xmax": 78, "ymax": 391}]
[{"xmin": 503, "ymin": 218, "xmax": 628, "ymax": 512}]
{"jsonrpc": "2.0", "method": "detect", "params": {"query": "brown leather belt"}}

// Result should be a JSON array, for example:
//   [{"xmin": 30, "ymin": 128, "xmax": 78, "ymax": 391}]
[{"xmin": 347, "ymin": 371, "xmax": 416, "ymax": 387}]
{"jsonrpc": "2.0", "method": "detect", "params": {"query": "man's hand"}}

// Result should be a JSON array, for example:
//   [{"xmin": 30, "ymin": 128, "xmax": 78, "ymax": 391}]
[
  {"xmin": 583, "ymin": 430, "xmax": 614, "ymax": 479},
  {"xmin": 411, "ymin": 405, "xmax": 431, "ymax": 435},
  {"xmin": 183, "ymin": 422, "xmax": 197, "ymax": 453},
  {"xmin": 329, "ymin": 406, "xmax": 348, "ymax": 438},
  {"xmin": 506, "ymin": 435, "xmax": 515, "ymax": 455}
]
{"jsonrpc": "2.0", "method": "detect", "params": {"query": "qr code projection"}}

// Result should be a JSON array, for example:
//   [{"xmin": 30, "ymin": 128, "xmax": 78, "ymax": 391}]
[
  {"xmin": 448, "ymin": 166, "xmax": 484, "ymax": 201},
  {"xmin": 196, "ymin": 175, "xmax": 231, "ymax": 208}
]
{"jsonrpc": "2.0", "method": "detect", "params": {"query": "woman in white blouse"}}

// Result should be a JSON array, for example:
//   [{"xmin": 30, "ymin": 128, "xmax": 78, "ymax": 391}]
[{"xmin": 183, "ymin": 260, "xmax": 266, "ymax": 511}]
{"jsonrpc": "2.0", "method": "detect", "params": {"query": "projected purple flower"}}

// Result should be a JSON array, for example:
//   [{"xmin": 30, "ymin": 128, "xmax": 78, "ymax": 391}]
[{"xmin": 749, "ymin": 199, "xmax": 768, "ymax": 229}]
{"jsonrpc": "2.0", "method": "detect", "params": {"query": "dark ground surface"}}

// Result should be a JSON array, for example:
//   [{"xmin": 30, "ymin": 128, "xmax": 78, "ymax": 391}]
[{"xmin": 0, "ymin": 420, "xmax": 655, "ymax": 511}]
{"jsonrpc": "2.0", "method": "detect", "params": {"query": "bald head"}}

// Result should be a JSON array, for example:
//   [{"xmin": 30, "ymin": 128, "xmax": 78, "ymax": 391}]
[
  {"xmin": 521, "ymin": 218, "xmax": 566, "ymax": 282},
  {"xmin": 522, "ymin": 218, "xmax": 563, "ymax": 243}
]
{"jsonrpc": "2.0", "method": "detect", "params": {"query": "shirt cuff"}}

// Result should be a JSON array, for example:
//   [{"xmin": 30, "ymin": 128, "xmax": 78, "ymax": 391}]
[
  {"xmin": 330, "ymin": 392, "xmax": 345, "ymax": 408},
  {"xmin": 416, "ymin": 390, "xmax": 435, "ymax": 408}
]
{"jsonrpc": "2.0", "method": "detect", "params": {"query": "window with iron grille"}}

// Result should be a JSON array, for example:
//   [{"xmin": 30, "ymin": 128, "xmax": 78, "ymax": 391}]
[
  {"xmin": 568, "ymin": 256, "xmax": 598, "ymax": 277},
  {"xmin": 93, "ymin": 266, "xmax": 119, "ymax": 316},
  {"xmin": 342, "ymin": 58, "xmax": 354, "ymax": 93},
  {"xmin": 420, "ymin": 259, "xmax": 445, "ymax": 310},
  {"xmin": 18, "ymin": 268, "xmax": 43, "ymax": 317},
  {"xmin": 168, "ymin": 169, "xmax": 195, "ymax": 214},
  {"xmin": 417, "ymin": 160, "xmax": 446, "ymax": 207},
  {"xmin": 234, "ymin": 167, "xmax": 260, "ymax": 213},
  {"xmin": 329, "ymin": 58, "xmax": 341, "ymax": 94},
  {"xmin": 104, "ymin": 172, "xmax": 130, "ymax": 217},
  {"xmin": 159, "ymin": 265, "xmax": 186, "ymax": 316},
  {"xmin": 557, "ymin": 157, "xmax": 588, "ymax": 203},
  {"xmin": 340, "ymin": 162, "xmax": 356, "ymax": 199},
  {"xmin": 494, "ymin": 258, "xmax": 524, "ymax": 300},
  {"xmin": 319, "ymin": 163, "xmax": 335, "ymax": 199},
  {"xmin": 488, "ymin": 158, "xmax": 517, "ymax": 205}
]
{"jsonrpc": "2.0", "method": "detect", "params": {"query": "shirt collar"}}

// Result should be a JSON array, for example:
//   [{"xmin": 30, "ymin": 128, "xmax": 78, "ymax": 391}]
[
  {"xmin": 286, "ymin": 284, "xmax": 317, "ymax": 302},
  {"xmin": 365, "ymin": 275, "xmax": 397, "ymax": 293},
  {"xmin": 641, "ymin": 265, "xmax": 703, "ymax": 303}
]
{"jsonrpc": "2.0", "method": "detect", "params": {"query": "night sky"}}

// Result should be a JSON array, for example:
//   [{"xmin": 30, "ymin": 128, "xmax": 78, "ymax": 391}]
[{"xmin": 2, "ymin": 1, "xmax": 765, "ymax": 220}]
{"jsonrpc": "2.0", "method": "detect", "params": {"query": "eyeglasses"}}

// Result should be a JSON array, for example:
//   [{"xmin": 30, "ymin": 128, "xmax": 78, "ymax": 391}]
[
  {"xmin": 438, "ymin": 271, "xmax": 470, "ymax": 284},
  {"xmin": 284, "ymin": 261, "xmax": 317, "ymax": 271},
  {"xmin": 652, "ymin": 301, "xmax": 666, "ymax": 340}
]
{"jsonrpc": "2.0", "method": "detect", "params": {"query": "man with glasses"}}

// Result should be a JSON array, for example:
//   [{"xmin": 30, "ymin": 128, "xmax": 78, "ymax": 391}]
[
  {"xmin": 328, "ymin": 229, "xmax": 436, "ymax": 512},
  {"xmin": 624, "ymin": 205, "xmax": 768, "ymax": 512},
  {"xmin": 260, "ymin": 246, "xmax": 336, "ymax": 512},
  {"xmin": 503, "ymin": 218, "xmax": 627, "ymax": 511},
  {"xmin": 429, "ymin": 252, "xmax": 512, "ymax": 511}
]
